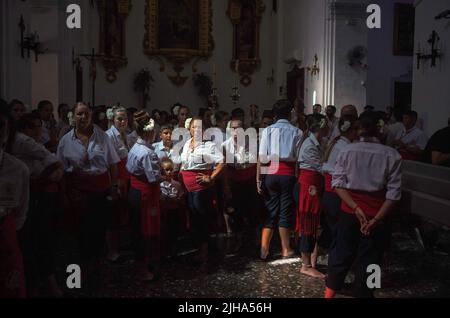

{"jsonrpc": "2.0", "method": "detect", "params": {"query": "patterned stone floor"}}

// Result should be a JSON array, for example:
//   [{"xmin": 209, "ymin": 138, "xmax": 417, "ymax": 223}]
[{"xmin": 53, "ymin": 220, "xmax": 450, "ymax": 299}]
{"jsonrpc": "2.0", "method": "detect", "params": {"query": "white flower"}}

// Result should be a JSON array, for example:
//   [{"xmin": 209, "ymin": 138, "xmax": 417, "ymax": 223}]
[
  {"xmin": 143, "ymin": 119, "xmax": 155, "ymax": 132},
  {"xmin": 185, "ymin": 118, "xmax": 193, "ymax": 129},
  {"xmin": 341, "ymin": 121, "xmax": 351, "ymax": 132},
  {"xmin": 173, "ymin": 105, "xmax": 181, "ymax": 116},
  {"xmin": 106, "ymin": 108, "xmax": 114, "ymax": 120},
  {"xmin": 378, "ymin": 119, "xmax": 386, "ymax": 134},
  {"xmin": 320, "ymin": 118, "xmax": 327, "ymax": 129},
  {"xmin": 98, "ymin": 112, "xmax": 106, "ymax": 121},
  {"xmin": 210, "ymin": 114, "xmax": 217, "ymax": 126}
]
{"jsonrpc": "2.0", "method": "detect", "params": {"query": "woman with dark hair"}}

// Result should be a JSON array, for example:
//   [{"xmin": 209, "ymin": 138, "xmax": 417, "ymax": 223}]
[
  {"xmin": 180, "ymin": 117, "xmax": 225, "ymax": 264},
  {"xmin": 11, "ymin": 111, "xmax": 64, "ymax": 297},
  {"xmin": 297, "ymin": 113, "xmax": 329, "ymax": 278},
  {"xmin": 57, "ymin": 102, "xmax": 120, "ymax": 292},
  {"xmin": 127, "ymin": 111, "xmax": 162, "ymax": 281},
  {"xmin": 320, "ymin": 115, "xmax": 358, "ymax": 250},
  {"xmin": 325, "ymin": 111, "xmax": 402, "ymax": 298},
  {"xmin": 0, "ymin": 100, "xmax": 29, "ymax": 298}
]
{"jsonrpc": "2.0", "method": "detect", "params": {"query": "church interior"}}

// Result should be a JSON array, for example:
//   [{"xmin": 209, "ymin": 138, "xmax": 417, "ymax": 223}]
[{"xmin": 0, "ymin": 0, "xmax": 450, "ymax": 299}]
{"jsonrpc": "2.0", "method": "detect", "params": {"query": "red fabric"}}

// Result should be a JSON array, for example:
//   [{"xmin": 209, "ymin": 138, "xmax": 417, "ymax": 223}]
[
  {"xmin": 399, "ymin": 150, "xmax": 420, "ymax": 161},
  {"xmin": 0, "ymin": 215, "xmax": 26, "ymax": 298},
  {"xmin": 229, "ymin": 166, "xmax": 257, "ymax": 183},
  {"xmin": 296, "ymin": 169, "xmax": 324, "ymax": 236},
  {"xmin": 31, "ymin": 180, "xmax": 59, "ymax": 193},
  {"xmin": 180, "ymin": 170, "xmax": 212, "ymax": 193},
  {"xmin": 324, "ymin": 173, "xmax": 335, "ymax": 193},
  {"xmin": 66, "ymin": 172, "xmax": 111, "ymax": 193},
  {"xmin": 117, "ymin": 158, "xmax": 130, "ymax": 180},
  {"xmin": 341, "ymin": 190, "xmax": 386, "ymax": 218},
  {"xmin": 130, "ymin": 176, "xmax": 161, "ymax": 237},
  {"xmin": 267, "ymin": 161, "xmax": 296, "ymax": 176}
]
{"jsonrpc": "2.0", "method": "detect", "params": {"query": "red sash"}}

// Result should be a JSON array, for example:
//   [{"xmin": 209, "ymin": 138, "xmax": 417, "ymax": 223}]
[
  {"xmin": 341, "ymin": 190, "xmax": 386, "ymax": 217},
  {"xmin": 117, "ymin": 158, "xmax": 130, "ymax": 181},
  {"xmin": 267, "ymin": 161, "xmax": 296, "ymax": 176},
  {"xmin": 66, "ymin": 171, "xmax": 111, "ymax": 193},
  {"xmin": 296, "ymin": 169, "xmax": 324, "ymax": 236},
  {"xmin": 229, "ymin": 166, "xmax": 257, "ymax": 183},
  {"xmin": 180, "ymin": 170, "xmax": 212, "ymax": 193},
  {"xmin": 0, "ymin": 215, "xmax": 26, "ymax": 298},
  {"xmin": 324, "ymin": 173, "xmax": 335, "ymax": 193}
]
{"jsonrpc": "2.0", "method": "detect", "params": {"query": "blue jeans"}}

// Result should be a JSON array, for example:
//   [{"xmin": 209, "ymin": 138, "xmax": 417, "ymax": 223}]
[{"xmin": 187, "ymin": 187, "xmax": 215, "ymax": 245}]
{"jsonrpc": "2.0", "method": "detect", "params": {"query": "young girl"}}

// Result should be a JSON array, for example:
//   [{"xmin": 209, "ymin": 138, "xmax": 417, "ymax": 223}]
[
  {"xmin": 0, "ymin": 104, "xmax": 29, "ymax": 298},
  {"xmin": 106, "ymin": 106, "xmax": 130, "ymax": 262},
  {"xmin": 325, "ymin": 112, "xmax": 402, "ymax": 298},
  {"xmin": 127, "ymin": 111, "xmax": 162, "ymax": 281},
  {"xmin": 320, "ymin": 115, "xmax": 358, "ymax": 248},
  {"xmin": 160, "ymin": 158, "xmax": 185, "ymax": 258},
  {"xmin": 297, "ymin": 114, "xmax": 329, "ymax": 279}
]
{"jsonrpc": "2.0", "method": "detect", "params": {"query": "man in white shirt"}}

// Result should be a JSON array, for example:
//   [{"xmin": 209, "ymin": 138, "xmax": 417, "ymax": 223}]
[{"xmin": 393, "ymin": 111, "xmax": 428, "ymax": 161}]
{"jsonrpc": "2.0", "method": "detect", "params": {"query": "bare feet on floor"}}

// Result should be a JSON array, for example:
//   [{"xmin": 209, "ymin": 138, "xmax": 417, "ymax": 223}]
[{"xmin": 300, "ymin": 265, "xmax": 326, "ymax": 279}]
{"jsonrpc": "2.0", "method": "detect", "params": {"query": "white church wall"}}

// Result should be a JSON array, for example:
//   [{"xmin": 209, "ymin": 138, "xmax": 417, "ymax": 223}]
[
  {"xmin": 366, "ymin": 0, "xmax": 414, "ymax": 111},
  {"xmin": 412, "ymin": 0, "xmax": 450, "ymax": 136},
  {"xmin": 57, "ymin": 0, "xmax": 279, "ymax": 116}
]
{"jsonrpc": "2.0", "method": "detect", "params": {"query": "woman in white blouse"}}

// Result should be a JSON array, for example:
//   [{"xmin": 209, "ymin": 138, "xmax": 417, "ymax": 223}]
[
  {"xmin": 57, "ymin": 102, "xmax": 120, "ymax": 291},
  {"xmin": 126, "ymin": 111, "xmax": 162, "ymax": 282},
  {"xmin": 105, "ymin": 106, "xmax": 130, "ymax": 262},
  {"xmin": 180, "ymin": 117, "xmax": 225, "ymax": 264},
  {"xmin": 0, "ymin": 103, "xmax": 29, "ymax": 298}
]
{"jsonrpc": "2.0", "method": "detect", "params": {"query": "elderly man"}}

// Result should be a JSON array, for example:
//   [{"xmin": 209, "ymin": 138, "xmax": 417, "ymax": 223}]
[{"xmin": 393, "ymin": 111, "xmax": 428, "ymax": 161}]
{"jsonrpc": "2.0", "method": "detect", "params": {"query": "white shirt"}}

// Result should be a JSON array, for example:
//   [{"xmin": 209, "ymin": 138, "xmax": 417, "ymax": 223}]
[
  {"xmin": 324, "ymin": 116, "xmax": 340, "ymax": 145},
  {"xmin": 387, "ymin": 122, "xmax": 404, "ymax": 146},
  {"xmin": 106, "ymin": 125, "xmax": 129, "ymax": 160},
  {"xmin": 0, "ymin": 151, "xmax": 30, "ymax": 230},
  {"xmin": 180, "ymin": 138, "xmax": 224, "ymax": 171},
  {"xmin": 394, "ymin": 126, "xmax": 428, "ymax": 150},
  {"xmin": 127, "ymin": 139, "xmax": 162, "ymax": 184},
  {"xmin": 127, "ymin": 131, "xmax": 139, "ymax": 150},
  {"xmin": 57, "ymin": 125, "xmax": 120, "ymax": 175},
  {"xmin": 259, "ymin": 119, "xmax": 303, "ymax": 163},
  {"xmin": 322, "ymin": 136, "xmax": 352, "ymax": 174},
  {"xmin": 222, "ymin": 137, "xmax": 257, "ymax": 170},
  {"xmin": 11, "ymin": 132, "xmax": 60, "ymax": 177},
  {"xmin": 299, "ymin": 133, "xmax": 323, "ymax": 172},
  {"xmin": 332, "ymin": 138, "xmax": 402, "ymax": 201},
  {"xmin": 40, "ymin": 123, "xmax": 51, "ymax": 145},
  {"xmin": 153, "ymin": 140, "xmax": 175, "ymax": 160}
]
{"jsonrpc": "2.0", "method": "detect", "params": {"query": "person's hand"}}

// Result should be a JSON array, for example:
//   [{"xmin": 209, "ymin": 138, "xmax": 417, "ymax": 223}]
[
  {"xmin": 196, "ymin": 174, "xmax": 212, "ymax": 185},
  {"xmin": 362, "ymin": 218, "xmax": 380, "ymax": 236},
  {"xmin": 354, "ymin": 206, "xmax": 368, "ymax": 231},
  {"xmin": 257, "ymin": 180, "xmax": 263, "ymax": 195}
]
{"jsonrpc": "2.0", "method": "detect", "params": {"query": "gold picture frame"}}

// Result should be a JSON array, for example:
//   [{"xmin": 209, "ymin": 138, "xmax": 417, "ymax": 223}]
[
  {"xmin": 97, "ymin": 0, "xmax": 131, "ymax": 83},
  {"xmin": 228, "ymin": 0, "xmax": 265, "ymax": 86},
  {"xmin": 144, "ymin": 0, "xmax": 214, "ymax": 86}
]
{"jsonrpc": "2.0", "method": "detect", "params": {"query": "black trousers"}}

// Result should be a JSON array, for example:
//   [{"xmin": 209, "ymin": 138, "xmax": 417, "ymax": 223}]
[
  {"xmin": 263, "ymin": 175, "xmax": 296, "ymax": 229},
  {"xmin": 326, "ymin": 211, "xmax": 390, "ymax": 298},
  {"xmin": 20, "ymin": 191, "xmax": 60, "ymax": 289},
  {"xmin": 230, "ymin": 178, "xmax": 259, "ymax": 231},
  {"xmin": 186, "ymin": 187, "xmax": 215, "ymax": 245},
  {"xmin": 319, "ymin": 191, "xmax": 342, "ymax": 249}
]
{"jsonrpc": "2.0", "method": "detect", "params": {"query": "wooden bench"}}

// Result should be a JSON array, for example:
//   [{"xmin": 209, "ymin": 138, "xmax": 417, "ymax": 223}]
[{"xmin": 402, "ymin": 161, "xmax": 450, "ymax": 227}]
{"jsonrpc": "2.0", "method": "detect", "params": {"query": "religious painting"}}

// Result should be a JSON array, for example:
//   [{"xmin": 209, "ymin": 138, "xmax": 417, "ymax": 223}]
[
  {"xmin": 97, "ymin": 0, "xmax": 131, "ymax": 82},
  {"xmin": 144, "ymin": 0, "xmax": 214, "ymax": 86},
  {"xmin": 393, "ymin": 3, "xmax": 415, "ymax": 56},
  {"xmin": 228, "ymin": 0, "xmax": 265, "ymax": 86}
]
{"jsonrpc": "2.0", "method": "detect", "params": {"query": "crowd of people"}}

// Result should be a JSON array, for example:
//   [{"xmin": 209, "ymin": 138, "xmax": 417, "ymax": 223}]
[{"xmin": 1, "ymin": 97, "xmax": 449, "ymax": 298}]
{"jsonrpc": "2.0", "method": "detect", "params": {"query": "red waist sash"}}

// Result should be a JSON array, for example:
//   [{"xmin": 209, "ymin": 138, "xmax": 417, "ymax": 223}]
[
  {"xmin": 297, "ymin": 169, "xmax": 324, "ymax": 236},
  {"xmin": 117, "ymin": 158, "xmax": 130, "ymax": 181},
  {"xmin": 66, "ymin": 171, "xmax": 111, "ymax": 193},
  {"xmin": 267, "ymin": 161, "xmax": 296, "ymax": 176},
  {"xmin": 341, "ymin": 190, "xmax": 386, "ymax": 218},
  {"xmin": 324, "ymin": 173, "xmax": 335, "ymax": 193},
  {"xmin": 130, "ymin": 175, "xmax": 160, "ymax": 238},
  {"xmin": 180, "ymin": 170, "xmax": 212, "ymax": 193},
  {"xmin": 229, "ymin": 166, "xmax": 257, "ymax": 182}
]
